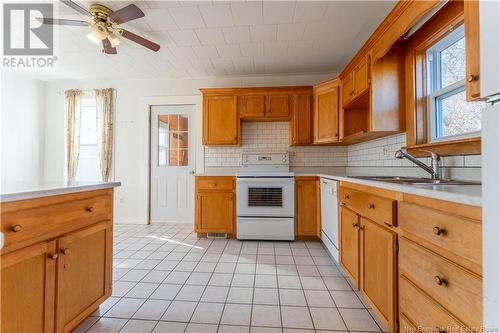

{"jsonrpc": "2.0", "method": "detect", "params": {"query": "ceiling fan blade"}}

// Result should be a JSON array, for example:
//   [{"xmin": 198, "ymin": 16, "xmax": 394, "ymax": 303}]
[
  {"xmin": 37, "ymin": 17, "xmax": 88, "ymax": 26},
  {"xmin": 60, "ymin": 0, "xmax": 90, "ymax": 16},
  {"xmin": 121, "ymin": 30, "xmax": 160, "ymax": 52},
  {"xmin": 102, "ymin": 39, "xmax": 117, "ymax": 55},
  {"xmin": 110, "ymin": 4, "xmax": 144, "ymax": 24}
]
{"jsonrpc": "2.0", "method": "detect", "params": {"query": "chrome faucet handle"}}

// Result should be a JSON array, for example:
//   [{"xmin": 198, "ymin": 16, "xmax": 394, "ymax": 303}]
[{"xmin": 419, "ymin": 149, "xmax": 441, "ymax": 161}]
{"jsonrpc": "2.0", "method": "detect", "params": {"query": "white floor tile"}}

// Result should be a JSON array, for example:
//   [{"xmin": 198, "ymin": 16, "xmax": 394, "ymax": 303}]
[
  {"xmin": 190, "ymin": 302, "xmax": 224, "ymax": 324},
  {"xmin": 161, "ymin": 301, "xmax": 197, "ymax": 322},
  {"xmin": 280, "ymin": 306, "xmax": 314, "ymax": 329},
  {"xmin": 251, "ymin": 305, "xmax": 281, "ymax": 328}
]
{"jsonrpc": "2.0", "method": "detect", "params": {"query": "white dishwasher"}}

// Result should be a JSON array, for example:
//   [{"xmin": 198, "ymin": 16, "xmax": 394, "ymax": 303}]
[{"xmin": 320, "ymin": 178, "xmax": 339, "ymax": 263}]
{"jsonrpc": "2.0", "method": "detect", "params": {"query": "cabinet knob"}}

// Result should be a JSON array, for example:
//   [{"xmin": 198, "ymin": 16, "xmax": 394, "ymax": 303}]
[
  {"xmin": 9, "ymin": 224, "xmax": 22, "ymax": 232},
  {"xmin": 60, "ymin": 248, "xmax": 70, "ymax": 255},
  {"xmin": 436, "ymin": 327, "xmax": 446, "ymax": 333},
  {"xmin": 367, "ymin": 203, "xmax": 375, "ymax": 209},
  {"xmin": 85, "ymin": 206, "xmax": 95, "ymax": 213},
  {"xmin": 343, "ymin": 194, "xmax": 350, "ymax": 199},
  {"xmin": 467, "ymin": 74, "xmax": 477, "ymax": 82},
  {"xmin": 213, "ymin": 182, "xmax": 218, "ymax": 187},
  {"xmin": 433, "ymin": 226, "xmax": 445, "ymax": 236},
  {"xmin": 359, "ymin": 225, "xmax": 365, "ymax": 230},
  {"xmin": 352, "ymin": 223, "xmax": 359, "ymax": 228},
  {"xmin": 434, "ymin": 275, "xmax": 446, "ymax": 286},
  {"xmin": 48, "ymin": 253, "xmax": 59, "ymax": 260}
]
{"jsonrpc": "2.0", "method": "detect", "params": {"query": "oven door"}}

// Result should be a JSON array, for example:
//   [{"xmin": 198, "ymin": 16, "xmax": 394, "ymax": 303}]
[{"xmin": 236, "ymin": 177, "xmax": 295, "ymax": 218}]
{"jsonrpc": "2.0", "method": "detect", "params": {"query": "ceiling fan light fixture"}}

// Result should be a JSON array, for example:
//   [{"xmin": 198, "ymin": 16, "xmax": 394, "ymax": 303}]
[
  {"xmin": 86, "ymin": 31, "xmax": 101, "ymax": 45},
  {"xmin": 108, "ymin": 30, "xmax": 121, "ymax": 48}
]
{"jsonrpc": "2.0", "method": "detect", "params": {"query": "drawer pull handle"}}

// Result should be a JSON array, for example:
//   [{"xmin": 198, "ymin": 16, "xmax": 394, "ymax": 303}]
[
  {"xmin": 434, "ymin": 275, "xmax": 447, "ymax": 286},
  {"xmin": 48, "ymin": 253, "xmax": 59, "ymax": 260},
  {"xmin": 9, "ymin": 224, "xmax": 22, "ymax": 232},
  {"xmin": 86, "ymin": 206, "xmax": 95, "ymax": 213},
  {"xmin": 61, "ymin": 248, "xmax": 70, "ymax": 255},
  {"xmin": 367, "ymin": 203, "xmax": 375, "ymax": 209},
  {"xmin": 343, "ymin": 194, "xmax": 350, "ymax": 199},
  {"xmin": 433, "ymin": 226, "xmax": 445, "ymax": 236}
]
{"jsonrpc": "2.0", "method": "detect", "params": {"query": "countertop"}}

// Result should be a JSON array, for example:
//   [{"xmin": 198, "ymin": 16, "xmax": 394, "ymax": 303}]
[
  {"xmin": 196, "ymin": 171, "xmax": 481, "ymax": 207},
  {"xmin": 0, "ymin": 181, "xmax": 122, "ymax": 203}
]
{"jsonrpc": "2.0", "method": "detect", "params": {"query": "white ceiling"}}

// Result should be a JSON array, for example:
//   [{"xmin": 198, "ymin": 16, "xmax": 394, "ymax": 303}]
[{"xmin": 38, "ymin": 0, "xmax": 396, "ymax": 80}]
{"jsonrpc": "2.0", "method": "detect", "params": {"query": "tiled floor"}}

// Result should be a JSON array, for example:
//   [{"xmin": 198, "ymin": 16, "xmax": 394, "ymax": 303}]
[{"xmin": 73, "ymin": 224, "xmax": 387, "ymax": 333}]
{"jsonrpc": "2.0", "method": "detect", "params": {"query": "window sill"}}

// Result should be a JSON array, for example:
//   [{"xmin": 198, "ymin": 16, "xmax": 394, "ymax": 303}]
[{"xmin": 404, "ymin": 137, "xmax": 481, "ymax": 157}]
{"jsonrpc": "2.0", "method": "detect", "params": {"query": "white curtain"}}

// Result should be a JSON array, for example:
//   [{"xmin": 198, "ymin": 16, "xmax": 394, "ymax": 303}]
[
  {"xmin": 65, "ymin": 89, "xmax": 82, "ymax": 183},
  {"xmin": 95, "ymin": 88, "xmax": 116, "ymax": 182}
]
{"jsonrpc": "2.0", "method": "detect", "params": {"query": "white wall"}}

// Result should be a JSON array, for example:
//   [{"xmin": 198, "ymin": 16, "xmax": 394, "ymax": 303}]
[
  {"xmin": 43, "ymin": 73, "xmax": 334, "ymax": 224},
  {"xmin": 1, "ymin": 71, "xmax": 46, "ymax": 182}
]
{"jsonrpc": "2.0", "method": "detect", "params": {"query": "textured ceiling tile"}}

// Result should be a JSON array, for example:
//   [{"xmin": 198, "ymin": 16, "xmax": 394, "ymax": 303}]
[
  {"xmin": 263, "ymin": 1, "xmax": 295, "ymax": 25},
  {"xmin": 223, "ymin": 26, "xmax": 250, "ymax": 44},
  {"xmin": 168, "ymin": 6, "xmax": 205, "ymax": 29},
  {"xmin": 143, "ymin": 8, "xmax": 178, "ymax": 31},
  {"xmin": 199, "ymin": 4, "xmax": 234, "ymax": 28},
  {"xmin": 215, "ymin": 44, "xmax": 241, "ymax": 58},
  {"xmin": 169, "ymin": 30, "xmax": 201, "ymax": 46},
  {"xmin": 239, "ymin": 42, "xmax": 264, "ymax": 57},
  {"xmin": 230, "ymin": 2, "xmax": 263, "ymax": 26},
  {"xmin": 277, "ymin": 23, "xmax": 305, "ymax": 41},
  {"xmin": 293, "ymin": 1, "xmax": 328, "ymax": 23},
  {"xmin": 250, "ymin": 25, "xmax": 277, "ymax": 42},
  {"xmin": 192, "ymin": 45, "xmax": 219, "ymax": 58},
  {"xmin": 195, "ymin": 28, "xmax": 226, "ymax": 44}
]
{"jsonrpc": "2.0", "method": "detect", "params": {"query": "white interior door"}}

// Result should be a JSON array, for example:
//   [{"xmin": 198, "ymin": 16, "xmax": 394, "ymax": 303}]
[{"xmin": 150, "ymin": 105, "xmax": 195, "ymax": 223}]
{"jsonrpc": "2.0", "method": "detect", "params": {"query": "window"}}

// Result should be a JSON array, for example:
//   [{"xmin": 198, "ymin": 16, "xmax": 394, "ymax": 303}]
[
  {"xmin": 426, "ymin": 25, "xmax": 485, "ymax": 142},
  {"xmin": 157, "ymin": 114, "xmax": 189, "ymax": 167},
  {"xmin": 75, "ymin": 95, "xmax": 101, "ymax": 182}
]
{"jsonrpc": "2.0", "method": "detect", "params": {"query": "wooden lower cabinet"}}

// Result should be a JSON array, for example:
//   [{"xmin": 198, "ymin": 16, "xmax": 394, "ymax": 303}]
[
  {"xmin": 295, "ymin": 177, "xmax": 320, "ymax": 238},
  {"xmin": 1, "ymin": 240, "xmax": 57, "ymax": 333},
  {"xmin": 339, "ymin": 207, "xmax": 360, "ymax": 286},
  {"xmin": 360, "ymin": 217, "xmax": 397, "ymax": 331},
  {"xmin": 195, "ymin": 176, "xmax": 235, "ymax": 236},
  {"xmin": 56, "ymin": 222, "xmax": 113, "ymax": 333},
  {"xmin": 0, "ymin": 189, "xmax": 115, "ymax": 333}
]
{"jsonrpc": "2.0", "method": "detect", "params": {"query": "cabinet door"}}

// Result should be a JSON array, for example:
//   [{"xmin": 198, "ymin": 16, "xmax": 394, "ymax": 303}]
[
  {"xmin": 1, "ymin": 240, "xmax": 57, "ymax": 333},
  {"xmin": 464, "ymin": 0, "xmax": 480, "ymax": 101},
  {"xmin": 196, "ymin": 191, "xmax": 235, "ymax": 233},
  {"xmin": 266, "ymin": 94, "xmax": 290, "ymax": 119},
  {"xmin": 359, "ymin": 217, "xmax": 396, "ymax": 332},
  {"xmin": 55, "ymin": 221, "xmax": 112, "ymax": 333},
  {"xmin": 239, "ymin": 95, "xmax": 266, "ymax": 119},
  {"xmin": 203, "ymin": 95, "xmax": 239, "ymax": 145},
  {"xmin": 339, "ymin": 207, "xmax": 359, "ymax": 286},
  {"xmin": 290, "ymin": 93, "xmax": 313, "ymax": 145},
  {"xmin": 295, "ymin": 177, "xmax": 319, "ymax": 237},
  {"xmin": 353, "ymin": 57, "xmax": 369, "ymax": 98},
  {"xmin": 342, "ymin": 73, "xmax": 353, "ymax": 106},
  {"xmin": 314, "ymin": 86, "xmax": 339, "ymax": 143}
]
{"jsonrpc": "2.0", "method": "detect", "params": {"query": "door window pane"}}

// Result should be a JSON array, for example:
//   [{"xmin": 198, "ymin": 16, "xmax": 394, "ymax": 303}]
[{"xmin": 158, "ymin": 114, "xmax": 188, "ymax": 166}]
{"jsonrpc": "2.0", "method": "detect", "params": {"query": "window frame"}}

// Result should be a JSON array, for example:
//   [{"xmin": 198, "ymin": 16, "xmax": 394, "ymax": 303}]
[{"xmin": 425, "ymin": 25, "xmax": 480, "ymax": 142}]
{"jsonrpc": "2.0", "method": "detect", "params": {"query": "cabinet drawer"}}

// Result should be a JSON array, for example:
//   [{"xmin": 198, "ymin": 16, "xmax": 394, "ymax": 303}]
[
  {"xmin": 400, "ymin": 276, "xmax": 464, "ymax": 332},
  {"xmin": 399, "ymin": 201, "xmax": 481, "ymax": 267},
  {"xmin": 196, "ymin": 177, "xmax": 234, "ymax": 191},
  {"xmin": 399, "ymin": 238, "xmax": 482, "ymax": 327},
  {"xmin": 1, "ymin": 192, "xmax": 112, "ymax": 251},
  {"xmin": 339, "ymin": 187, "xmax": 396, "ymax": 226}
]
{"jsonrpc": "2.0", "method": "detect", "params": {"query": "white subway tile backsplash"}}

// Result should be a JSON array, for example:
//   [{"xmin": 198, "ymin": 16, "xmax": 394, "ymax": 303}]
[{"xmin": 204, "ymin": 125, "xmax": 481, "ymax": 181}]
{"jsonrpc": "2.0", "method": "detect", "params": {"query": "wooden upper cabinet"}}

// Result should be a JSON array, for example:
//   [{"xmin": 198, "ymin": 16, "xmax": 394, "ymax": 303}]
[
  {"xmin": 202, "ymin": 95, "xmax": 240, "ymax": 146},
  {"xmin": 1, "ymin": 240, "xmax": 57, "ymax": 333},
  {"xmin": 56, "ymin": 222, "xmax": 112, "ymax": 333},
  {"xmin": 360, "ymin": 217, "xmax": 397, "ymax": 332},
  {"xmin": 340, "ymin": 206, "xmax": 360, "ymax": 287},
  {"xmin": 314, "ymin": 79, "xmax": 340, "ymax": 144},
  {"xmin": 266, "ymin": 94, "xmax": 290, "ymax": 119},
  {"xmin": 464, "ymin": 0, "xmax": 480, "ymax": 101},
  {"xmin": 295, "ymin": 177, "xmax": 320, "ymax": 237},
  {"xmin": 290, "ymin": 93, "xmax": 313, "ymax": 145},
  {"xmin": 353, "ymin": 56, "xmax": 369, "ymax": 99},
  {"xmin": 239, "ymin": 95, "xmax": 266, "ymax": 119},
  {"xmin": 342, "ymin": 73, "xmax": 354, "ymax": 106}
]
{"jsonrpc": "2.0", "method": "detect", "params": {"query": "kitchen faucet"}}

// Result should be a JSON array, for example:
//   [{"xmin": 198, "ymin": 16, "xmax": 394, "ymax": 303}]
[{"xmin": 394, "ymin": 149, "xmax": 442, "ymax": 179}]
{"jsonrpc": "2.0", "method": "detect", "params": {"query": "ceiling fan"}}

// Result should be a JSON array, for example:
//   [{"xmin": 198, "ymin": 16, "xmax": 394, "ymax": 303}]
[{"xmin": 40, "ymin": 0, "xmax": 160, "ymax": 54}]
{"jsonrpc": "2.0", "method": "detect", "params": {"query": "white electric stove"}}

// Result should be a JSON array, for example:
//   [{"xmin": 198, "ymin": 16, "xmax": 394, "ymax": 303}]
[{"xmin": 236, "ymin": 152, "xmax": 295, "ymax": 240}]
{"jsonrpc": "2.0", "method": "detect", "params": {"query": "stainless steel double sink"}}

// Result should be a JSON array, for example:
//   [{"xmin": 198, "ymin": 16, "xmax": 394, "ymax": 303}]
[{"xmin": 348, "ymin": 176, "xmax": 481, "ymax": 186}]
